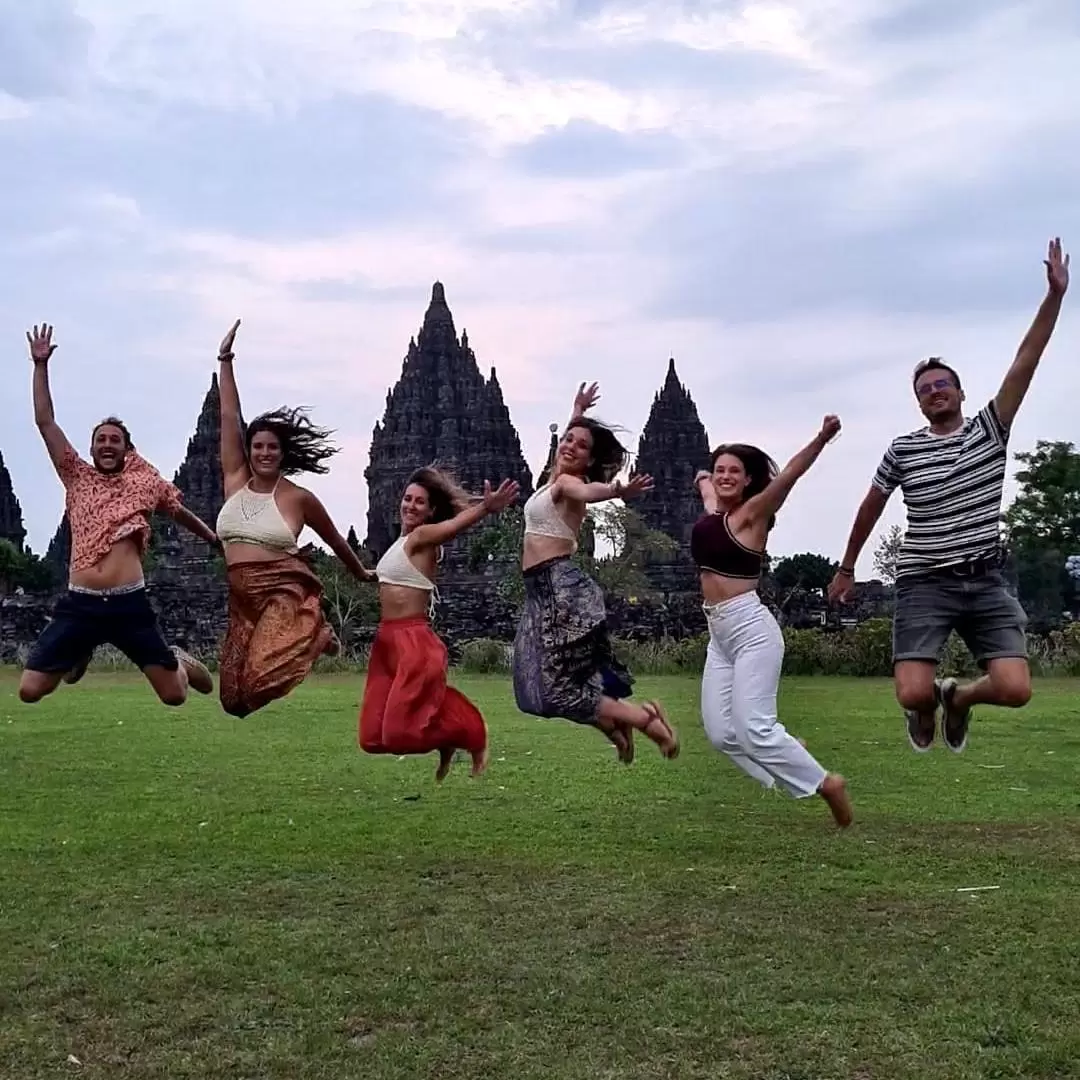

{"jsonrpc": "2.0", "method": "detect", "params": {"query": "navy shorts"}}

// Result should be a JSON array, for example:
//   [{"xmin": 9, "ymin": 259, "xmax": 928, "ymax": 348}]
[
  {"xmin": 892, "ymin": 568, "xmax": 1027, "ymax": 669},
  {"xmin": 24, "ymin": 588, "xmax": 178, "ymax": 674}
]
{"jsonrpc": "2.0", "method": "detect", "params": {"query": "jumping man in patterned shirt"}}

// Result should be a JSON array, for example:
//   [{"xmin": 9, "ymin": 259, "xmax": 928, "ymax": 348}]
[
  {"xmin": 18, "ymin": 324, "xmax": 218, "ymax": 707},
  {"xmin": 827, "ymin": 237, "xmax": 1070, "ymax": 753}
]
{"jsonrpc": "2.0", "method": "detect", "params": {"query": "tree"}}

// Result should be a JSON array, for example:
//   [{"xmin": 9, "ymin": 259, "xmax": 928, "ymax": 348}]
[
  {"xmin": 1003, "ymin": 441, "xmax": 1080, "ymax": 630},
  {"xmin": 0, "ymin": 539, "xmax": 20, "ymax": 594},
  {"xmin": 309, "ymin": 549, "xmax": 379, "ymax": 654},
  {"xmin": 0, "ymin": 540, "xmax": 57, "ymax": 595},
  {"xmin": 346, "ymin": 525, "xmax": 361, "ymax": 553},
  {"xmin": 771, "ymin": 552, "xmax": 836, "ymax": 594},
  {"xmin": 872, "ymin": 524, "xmax": 904, "ymax": 584}
]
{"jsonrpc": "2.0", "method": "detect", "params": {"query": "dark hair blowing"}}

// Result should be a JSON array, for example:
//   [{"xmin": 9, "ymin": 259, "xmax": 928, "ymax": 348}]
[
  {"xmin": 92, "ymin": 416, "xmax": 134, "ymax": 450},
  {"xmin": 710, "ymin": 443, "xmax": 780, "ymax": 528},
  {"xmin": 567, "ymin": 417, "xmax": 630, "ymax": 483},
  {"xmin": 406, "ymin": 466, "xmax": 475, "ymax": 525},
  {"xmin": 245, "ymin": 407, "xmax": 339, "ymax": 476}
]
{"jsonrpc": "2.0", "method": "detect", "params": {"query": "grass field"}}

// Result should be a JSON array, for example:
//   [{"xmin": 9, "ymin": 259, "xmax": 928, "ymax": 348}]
[{"xmin": 1, "ymin": 671, "xmax": 1078, "ymax": 1080}]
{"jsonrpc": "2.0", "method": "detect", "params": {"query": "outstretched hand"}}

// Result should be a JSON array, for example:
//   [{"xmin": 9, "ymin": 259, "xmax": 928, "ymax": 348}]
[
  {"xmin": 827, "ymin": 571, "xmax": 854, "ymax": 605},
  {"xmin": 219, "ymin": 319, "xmax": 241, "ymax": 357},
  {"xmin": 1045, "ymin": 237, "xmax": 1070, "ymax": 297},
  {"xmin": 574, "ymin": 381, "xmax": 600, "ymax": 415},
  {"xmin": 27, "ymin": 324, "xmax": 57, "ymax": 364},
  {"xmin": 482, "ymin": 478, "xmax": 520, "ymax": 513},
  {"xmin": 820, "ymin": 414, "xmax": 842, "ymax": 443},
  {"xmin": 620, "ymin": 473, "xmax": 654, "ymax": 499}
]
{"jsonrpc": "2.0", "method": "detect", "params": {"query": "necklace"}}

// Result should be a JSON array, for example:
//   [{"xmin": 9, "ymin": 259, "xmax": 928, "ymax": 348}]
[{"xmin": 239, "ymin": 485, "xmax": 272, "ymax": 521}]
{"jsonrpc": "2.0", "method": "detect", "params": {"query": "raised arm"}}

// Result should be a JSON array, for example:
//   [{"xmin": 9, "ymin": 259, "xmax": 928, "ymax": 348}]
[
  {"xmin": 739, "ymin": 416, "xmax": 840, "ymax": 526},
  {"xmin": 216, "ymin": 320, "xmax": 249, "ymax": 490},
  {"xmin": 694, "ymin": 470, "xmax": 718, "ymax": 514},
  {"xmin": 27, "ymin": 325, "xmax": 77, "ymax": 475},
  {"xmin": 302, "ymin": 492, "xmax": 376, "ymax": 582},
  {"xmin": 994, "ymin": 237, "xmax": 1069, "ymax": 429},
  {"xmin": 569, "ymin": 381, "xmax": 599, "ymax": 426},
  {"xmin": 169, "ymin": 503, "xmax": 218, "ymax": 545},
  {"xmin": 555, "ymin": 471, "xmax": 654, "ymax": 506},
  {"xmin": 409, "ymin": 480, "xmax": 520, "ymax": 551}
]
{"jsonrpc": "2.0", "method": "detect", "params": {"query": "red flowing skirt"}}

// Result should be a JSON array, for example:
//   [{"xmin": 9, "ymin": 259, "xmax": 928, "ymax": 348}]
[{"xmin": 359, "ymin": 616, "xmax": 486, "ymax": 755}]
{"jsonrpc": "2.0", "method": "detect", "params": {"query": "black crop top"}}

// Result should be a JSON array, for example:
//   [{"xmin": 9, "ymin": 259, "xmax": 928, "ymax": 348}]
[{"xmin": 690, "ymin": 512, "xmax": 764, "ymax": 580}]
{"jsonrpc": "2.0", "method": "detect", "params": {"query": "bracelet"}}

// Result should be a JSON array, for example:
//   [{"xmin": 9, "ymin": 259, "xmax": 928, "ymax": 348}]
[
  {"xmin": 218, "ymin": 351, "xmax": 234, "ymax": 362},
  {"xmin": 838, "ymin": 566, "xmax": 855, "ymax": 576},
  {"xmin": 611, "ymin": 479, "xmax": 623, "ymax": 497}
]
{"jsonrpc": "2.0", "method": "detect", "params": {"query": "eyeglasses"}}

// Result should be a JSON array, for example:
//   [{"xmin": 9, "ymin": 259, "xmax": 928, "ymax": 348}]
[{"xmin": 915, "ymin": 376, "xmax": 955, "ymax": 398}]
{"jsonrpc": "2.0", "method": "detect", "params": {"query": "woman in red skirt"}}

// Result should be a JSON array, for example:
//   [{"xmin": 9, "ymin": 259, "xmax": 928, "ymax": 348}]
[{"xmin": 359, "ymin": 466, "xmax": 520, "ymax": 781}]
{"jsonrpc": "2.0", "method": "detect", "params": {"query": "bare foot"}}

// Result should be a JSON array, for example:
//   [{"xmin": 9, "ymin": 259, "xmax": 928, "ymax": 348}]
[
  {"xmin": 172, "ymin": 647, "xmax": 213, "ymax": 695},
  {"xmin": 819, "ymin": 773, "xmax": 853, "ymax": 829},
  {"xmin": 642, "ymin": 701, "xmax": 679, "ymax": 759},
  {"xmin": 435, "ymin": 748, "xmax": 456, "ymax": 783},
  {"xmin": 469, "ymin": 747, "xmax": 489, "ymax": 777}
]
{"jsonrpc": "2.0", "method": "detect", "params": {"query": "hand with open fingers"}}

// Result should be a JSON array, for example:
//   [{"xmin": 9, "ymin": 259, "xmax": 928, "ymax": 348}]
[
  {"xmin": 820, "ymin": 415, "xmax": 842, "ymax": 443},
  {"xmin": 574, "ymin": 381, "xmax": 600, "ymax": 415},
  {"xmin": 621, "ymin": 473, "xmax": 654, "ymax": 499},
  {"xmin": 219, "ymin": 319, "xmax": 241, "ymax": 358},
  {"xmin": 1045, "ymin": 236, "xmax": 1070, "ymax": 297},
  {"xmin": 827, "ymin": 570, "xmax": 854, "ymax": 604},
  {"xmin": 483, "ymin": 478, "xmax": 520, "ymax": 513},
  {"xmin": 27, "ymin": 324, "xmax": 57, "ymax": 363}
]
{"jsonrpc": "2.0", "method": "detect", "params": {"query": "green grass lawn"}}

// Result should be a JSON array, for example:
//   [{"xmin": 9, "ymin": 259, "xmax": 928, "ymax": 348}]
[{"xmin": 1, "ymin": 671, "xmax": 1078, "ymax": 1080}]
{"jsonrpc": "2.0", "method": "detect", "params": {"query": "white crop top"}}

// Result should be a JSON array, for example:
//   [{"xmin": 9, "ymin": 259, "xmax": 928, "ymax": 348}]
[
  {"xmin": 376, "ymin": 534, "xmax": 440, "ymax": 614},
  {"xmin": 216, "ymin": 480, "xmax": 300, "ymax": 553},
  {"xmin": 523, "ymin": 484, "xmax": 578, "ymax": 553}
]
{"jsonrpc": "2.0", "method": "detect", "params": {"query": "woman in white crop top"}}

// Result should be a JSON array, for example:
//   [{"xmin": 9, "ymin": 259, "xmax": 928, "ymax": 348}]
[
  {"xmin": 214, "ymin": 320, "xmax": 376, "ymax": 718},
  {"xmin": 512, "ymin": 381, "xmax": 680, "ymax": 763},
  {"xmin": 360, "ymin": 465, "xmax": 520, "ymax": 782}
]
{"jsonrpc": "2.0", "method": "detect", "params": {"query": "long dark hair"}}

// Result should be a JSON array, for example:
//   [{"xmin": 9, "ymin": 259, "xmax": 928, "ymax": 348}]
[
  {"xmin": 710, "ymin": 443, "xmax": 779, "ymax": 527},
  {"xmin": 567, "ymin": 417, "xmax": 629, "ymax": 483},
  {"xmin": 245, "ymin": 407, "xmax": 339, "ymax": 476},
  {"xmin": 406, "ymin": 466, "xmax": 475, "ymax": 524}
]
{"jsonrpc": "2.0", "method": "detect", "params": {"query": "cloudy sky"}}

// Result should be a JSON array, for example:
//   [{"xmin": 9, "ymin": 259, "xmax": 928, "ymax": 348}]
[{"xmin": 2, "ymin": 0, "xmax": 1077, "ymax": 574}]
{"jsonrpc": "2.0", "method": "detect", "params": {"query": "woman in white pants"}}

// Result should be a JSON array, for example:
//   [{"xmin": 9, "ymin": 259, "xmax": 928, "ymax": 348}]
[{"xmin": 692, "ymin": 416, "xmax": 852, "ymax": 828}]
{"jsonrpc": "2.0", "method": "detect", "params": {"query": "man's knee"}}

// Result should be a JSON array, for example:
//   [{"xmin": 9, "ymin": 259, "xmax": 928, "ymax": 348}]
[
  {"xmin": 18, "ymin": 672, "xmax": 54, "ymax": 704},
  {"xmin": 894, "ymin": 668, "xmax": 937, "ymax": 712},
  {"xmin": 989, "ymin": 663, "xmax": 1031, "ymax": 707}
]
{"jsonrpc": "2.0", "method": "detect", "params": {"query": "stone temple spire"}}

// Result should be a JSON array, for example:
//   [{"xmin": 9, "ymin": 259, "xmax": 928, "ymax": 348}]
[
  {"xmin": 0, "ymin": 449, "xmax": 26, "ymax": 552},
  {"xmin": 364, "ymin": 282, "xmax": 534, "ymax": 559},
  {"xmin": 634, "ymin": 358, "xmax": 711, "ymax": 583},
  {"xmin": 172, "ymin": 373, "xmax": 230, "ymax": 530}
]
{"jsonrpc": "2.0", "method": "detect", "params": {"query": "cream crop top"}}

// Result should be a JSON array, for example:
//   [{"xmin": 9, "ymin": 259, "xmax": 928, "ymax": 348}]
[
  {"xmin": 216, "ymin": 480, "xmax": 300, "ymax": 553},
  {"xmin": 376, "ymin": 534, "xmax": 440, "ymax": 613},
  {"xmin": 523, "ymin": 484, "xmax": 578, "ymax": 553}
]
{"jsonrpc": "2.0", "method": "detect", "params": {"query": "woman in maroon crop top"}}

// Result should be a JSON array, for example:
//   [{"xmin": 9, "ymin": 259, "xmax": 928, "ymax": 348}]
[{"xmin": 691, "ymin": 417, "xmax": 853, "ymax": 829}]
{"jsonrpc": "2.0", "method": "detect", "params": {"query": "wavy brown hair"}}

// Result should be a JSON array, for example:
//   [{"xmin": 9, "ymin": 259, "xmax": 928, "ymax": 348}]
[
  {"xmin": 567, "ymin": 417, "xmax": 630, "ymax": 483},
  {"xmin": 710, "ymin": 443, "xmax": 780, "ymax": 528},
  {"xmin": 406, "ymin": 466, "xmax": 476, "ymax": 524},
  {"xmin": 245, "ymin": 407, "xmax": 339, "ymax": 476}
]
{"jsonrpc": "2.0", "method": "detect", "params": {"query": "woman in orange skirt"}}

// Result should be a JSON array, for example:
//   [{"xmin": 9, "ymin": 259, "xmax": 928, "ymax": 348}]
[{"xmin": 360, "ymin": 467, "xmax": 519, "ymax": 781}]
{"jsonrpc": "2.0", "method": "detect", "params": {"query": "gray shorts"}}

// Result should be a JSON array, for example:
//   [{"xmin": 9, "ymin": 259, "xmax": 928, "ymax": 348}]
[{"xmin": 892, "ymin": 569, "xmax": 1028, "ymax": 668}]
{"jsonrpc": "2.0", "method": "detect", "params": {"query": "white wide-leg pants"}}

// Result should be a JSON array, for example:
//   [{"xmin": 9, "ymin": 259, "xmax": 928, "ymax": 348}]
[{"xmin": 701, "ymin": 591, "xmax": 827, "ymax": 799}]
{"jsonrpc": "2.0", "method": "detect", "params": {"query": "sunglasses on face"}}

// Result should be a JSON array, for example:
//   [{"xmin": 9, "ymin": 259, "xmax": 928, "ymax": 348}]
[{"xmin": 916, "ymin": 377, "xmax": 955, "ymax": 399}]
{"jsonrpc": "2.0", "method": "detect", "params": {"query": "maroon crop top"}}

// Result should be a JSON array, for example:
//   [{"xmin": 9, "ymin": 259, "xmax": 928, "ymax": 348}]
[{"xmin": 690, "ymin": 512, "xmax": 764, "ymax": 580}]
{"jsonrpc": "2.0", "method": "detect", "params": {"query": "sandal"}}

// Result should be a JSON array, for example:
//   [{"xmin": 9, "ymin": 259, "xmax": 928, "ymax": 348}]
[{"xmin": 642, "ymin": 701, "xmax": 679, "ymax": 760}]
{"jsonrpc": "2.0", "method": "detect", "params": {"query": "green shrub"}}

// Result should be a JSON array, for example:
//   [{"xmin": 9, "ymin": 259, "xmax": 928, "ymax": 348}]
[{"xmin": 457, "ymin": 638, "xmax": 511, "ymax": 674}]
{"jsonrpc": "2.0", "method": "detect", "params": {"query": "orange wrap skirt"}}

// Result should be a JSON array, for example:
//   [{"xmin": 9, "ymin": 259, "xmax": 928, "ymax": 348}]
[
  {"xmin": 219, "ymin": 555, "xmax": 333, "ymax": 718},
  {"xmin": 359, "ymin": 616, "xmax": 486, "ymax": 756}
]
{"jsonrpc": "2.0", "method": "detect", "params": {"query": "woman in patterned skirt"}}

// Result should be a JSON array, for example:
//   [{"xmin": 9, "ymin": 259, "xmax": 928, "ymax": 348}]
[
  {"xmin": 214, "ymin": 320, "xmax": 375, "ymax": 717},
  {"xmin": 512, "ymin": 382, "xmax": 679, "ymax": 763}
]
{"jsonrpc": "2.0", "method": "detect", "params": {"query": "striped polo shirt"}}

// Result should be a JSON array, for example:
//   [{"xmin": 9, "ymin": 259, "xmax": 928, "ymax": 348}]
[{"xmin": 872, "ymin": 401, "xmax": 1009, "ymax": 578}]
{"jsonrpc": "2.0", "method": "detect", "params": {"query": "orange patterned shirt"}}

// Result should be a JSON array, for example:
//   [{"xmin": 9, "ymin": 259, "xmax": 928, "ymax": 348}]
[{"xmin": 57, "ymin": 446, "xmax": 182, "ymax": 573}]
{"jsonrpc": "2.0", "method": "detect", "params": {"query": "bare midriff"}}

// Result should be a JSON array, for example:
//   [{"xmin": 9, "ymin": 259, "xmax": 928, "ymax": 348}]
[
  {"xmin": 379, "ymin": 583, "xmax": 432, "ymax": 621},
  {"xmin": 222, "ymin": 542, "xmax": 293, "ymax": 566},
  {"xmin": 699, "ymin": 569, "xmax": 760, "ymax": 605},
  {"xmin": 69, "ymin": 536, "xmax": 146, "ymax": 591},
  {"xmin": 522, "ymin": 534, "xmax": 576, "ymax": 572}
]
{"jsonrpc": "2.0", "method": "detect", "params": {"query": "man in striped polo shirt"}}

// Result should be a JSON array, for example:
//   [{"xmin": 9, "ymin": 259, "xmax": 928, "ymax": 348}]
[{"xmin": 828, "ymin": 238, "xmax": 1070, "ymax": 752}]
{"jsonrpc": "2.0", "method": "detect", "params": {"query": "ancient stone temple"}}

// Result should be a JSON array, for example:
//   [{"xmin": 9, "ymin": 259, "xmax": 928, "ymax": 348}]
[
  {"xmin": 0, "ymin": 450, "xmax": 27, "ymax": 552},
  {"xmin": 633, "ymin": 358, "xmax": 712, "ymax": 591},
  {"xmin": 364, "ymin": 282, "xmax": 535, "ymax": 560},
  {"xmin": 45, "ymin": 515, "xmax": 71, "ymax": 580},
  {"xmin": 148, "ymin": 375, "xmax": 229, "ymax": 648}
]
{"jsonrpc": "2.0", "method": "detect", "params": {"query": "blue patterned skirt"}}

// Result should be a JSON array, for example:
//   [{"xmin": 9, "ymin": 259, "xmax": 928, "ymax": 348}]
[{"xmin": 512, "ymin": 556, "xmax": 633, "ymax": 725}]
